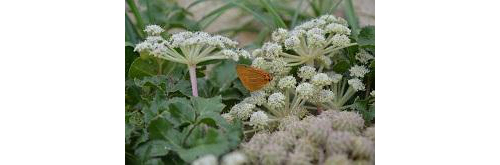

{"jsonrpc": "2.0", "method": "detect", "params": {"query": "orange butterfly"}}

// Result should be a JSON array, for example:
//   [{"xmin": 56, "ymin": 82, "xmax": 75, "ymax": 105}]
[{"xmin": 236, "ymin": 64, "xmax": 272, "ymax": 92}]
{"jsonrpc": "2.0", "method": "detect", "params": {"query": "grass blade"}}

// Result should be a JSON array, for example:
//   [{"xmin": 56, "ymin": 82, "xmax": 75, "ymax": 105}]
[
  {"xmin": 291, "ymin": 0, "xmax": 305, "ymax": 28},
  {"xmin": 258, "ymin": 0, "xmax": 287, "ymax": 28},
  {"xmin": 231, "ymin": 1, "xmax": 274, "ymax": 28},
  {"xmin": 343, "ymin": 0, "xmax": 360, "ymax": 34},
  {"xmin": 126, "ymin": 0, "xmax": 145, "ymax": 37}
]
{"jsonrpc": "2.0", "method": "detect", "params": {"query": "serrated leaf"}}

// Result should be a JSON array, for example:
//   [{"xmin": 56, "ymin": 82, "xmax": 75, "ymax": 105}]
[
  {"xmin": 358, "ymin": 26, "xmax": 375, "ymax": 46},
  {"xmin": 142, "ymin": 97, "xmax": 169, "ymax": 124},
  {"xmin": 166, "ymin": 97, "xmax": 196, "ymax": 125},
  {"xmin": 147, "ymin": 118, "xmax": 183, "ymax": 151}
]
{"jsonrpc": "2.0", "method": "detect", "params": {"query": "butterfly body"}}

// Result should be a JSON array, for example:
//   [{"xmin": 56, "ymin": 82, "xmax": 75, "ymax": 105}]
[{"xmin": 236, "ymin": 64, "xmax": 272, "ymax": 92}]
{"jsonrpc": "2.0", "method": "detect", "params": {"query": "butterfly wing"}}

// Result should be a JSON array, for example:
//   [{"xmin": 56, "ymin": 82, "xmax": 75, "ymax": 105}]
[{"xmin": 236, "ymin": 65, "xmax": 271, "ymax": 92}]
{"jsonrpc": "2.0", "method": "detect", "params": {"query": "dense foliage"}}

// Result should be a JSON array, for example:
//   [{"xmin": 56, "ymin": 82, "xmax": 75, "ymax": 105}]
[{"xmin": 126, "ymin": 1, "xmax": 374, "ymax": 164}]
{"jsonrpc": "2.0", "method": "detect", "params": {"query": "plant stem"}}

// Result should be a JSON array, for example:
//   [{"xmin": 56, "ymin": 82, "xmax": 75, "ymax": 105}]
[{"xmin": 188, "ymin": 65, "xmax": 199, "ymax": 97}]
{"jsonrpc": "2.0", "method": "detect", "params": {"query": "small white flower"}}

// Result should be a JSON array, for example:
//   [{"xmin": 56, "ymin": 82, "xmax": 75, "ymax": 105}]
[
  {"xmin": 278, "ymin": 76, "xmax": 297, "ymax": 89},
  {"xmin": 272, "ymin": 28, "xmax": 289, "ymax": 43},
  {"xmin": 284, "ymin": 36, "xmax": 300, "ymax": 50},
  {"xmin": 320, "ymin": 15, "xmax": 337, "ymax": 23},
  {"xmin": 270, "ymin": 58, "xmax": 289, "ymax": 75},
  {"xmin": 145, "ymin": 36, "xmax": 165, "ymax": 43},
  {"xmin": 267, "ymin": 92, "xmax": 286, "ymax": 109},
  {"xmin": 251, "ymin": 57, "xmax": 268, "ymax": 70},
  {"xmin": 306, "ymin": 28, "xmax": 326, "ymax": 47},
  {"xmin": 349, "ymin": 65, "xmax": 370, "ymax": 78},
  {"xmin": 249, "ymin": 111, "xmax": 269, "ymax": 128},
  {"xmin": 317, "ymin": 90, "xmax": 335, "ymax": 103},
  {"xmin": 330, "ymin": 34, "xmax": 351, "ymax": 48},
  {"xmin": 325, "ymin": 23, "xmax": 351, "ymax": 35},
  {"xmin": 329, "ymin": 73, "xmax": 343, "ymax": 83},
  {"xmin": 221, "ymin": 113, "xmax": 234, "ymax": 123},
  {"xmin": 311, "ymin": 73, "xmax": 333, "ymax": 87},
  {"xmin": 230, "ymin": 103, "xmax": 255, "ymax": 120},
  {"xmin": 192, "ymin": 154, "xmax": 217, "ymax": 165},
  {"xmin": 348, "ymin": 78, "xmax": 365, "ymax": 91},
  {"xmin": 134, "ymin": 42, "xmax": 152, "ymax": 52},
  {"xmin": 261, "ymin": 42, "xmax": 282, "ymax": 58},
  {"xmin": 237, "ymin": 49, "xmax": 253, "ymax": 59},
  {"xmin": 298, "ymin": 66, "xmax": 316, "ymax": 79},
  {"xmin": 168, "ymin": 32, "xmax": 236, "ymax": 49},
  {"xmin": 296, "ymin": 82, "xmax": 315, "ymax": 99},
  {"xmin": 222, "ymin": 49, "xmax": 239, "ymax": 61},
  {"xmin": 355, "ymin": 50, "xmax": 374, "ymax": 64},
  {"xmin": 243, "ymin": 90, "xmax": 267, "ymax": 106},
  {"xmin": 370, "ymin": 90, "xmax": 375, "ymax": 97},
  {"xmin": 221, "ymin": 151, "xmax": 247, "ymax": 165},
  {"xmin": 144, "ymin": 25, "xmax": 164, "ymax": 36}
]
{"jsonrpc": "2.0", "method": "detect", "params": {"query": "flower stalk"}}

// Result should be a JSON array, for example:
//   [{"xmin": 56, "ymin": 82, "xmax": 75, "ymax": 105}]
[{"xmin": 188, "ymin": 65, "xmax": 198, "ymax": 97}]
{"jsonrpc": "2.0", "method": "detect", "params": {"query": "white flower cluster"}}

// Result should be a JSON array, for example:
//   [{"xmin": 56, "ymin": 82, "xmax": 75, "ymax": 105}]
[
  {"xmin": 230, "ymin": 103, "xmax": 256, "ymax": 120},
  {"xmin": 221, "ymin": 49, "xmax": 251, "ymax": 61},
  {"xmin": 241, "ymin": 110, "xmax": 374, "ymax": 165},
  {"xmin": 296, "ymin": 82, "xmax": 315, "ymax": 99},
  {"xmin": 144, "ymin": 25, "xmax": 164, "ymax": 36},
  {"xmin": 168, "ymin": 31, "xmax": 237, "ymax": 48},
  {"xmin": 278, "ymin": 76, "xmax": 297, "ymax": 89},
  {"xmin": 192, "ymin": 152, "xmax": 248, "ymax": 165},
  {"xmin": 355, "ymin": 49, "xmax": 374, "ymax": 64},
  {"xmin": 221, "ymin": 151, "xmax": 247, "ymax": 165},
  {"xmin": 249, "ymin": 111, "xmax": 269, "ymax": 129},
  {"xmin": 134, "ymin": 25, "xmax": 250, "ymax": 65},
  {"xmin": 349, "ymin": 65, "xmax": 370, "ymax": 78},
  {"xmin": 134, "ymin": 36, "xmax": 168, "ymax": 57},
  {"xmin": 311, "ymin": 73, "xmax": 333, "ymax": 87},
  {"xmin": 243, "ymin": 90, "xmax": 267, "ymax": 106},
  {"xmin": 273, "ymin": 15, "xmax": 352, "ymax": 50},
  {"xmin": 315, "ymin": 90, "xmax": 335, "ymax": 103},
  {"xmin": 298, "ymin": 66, "xmax": 317, "ymax": 80},
  {"xmin": 348, "ymin": 78, "xmax": 365, "ymax": 91},
  {"xmin": 328, "ymin": 72, "xmax": 343, "ymax": 83},
  {"xmin": 267, "ymin": 92, "xmax": 286, "ymax": 109},
  {"xmin": 249, "ymin": 56, "xmax": 290, "ymax": 77}
]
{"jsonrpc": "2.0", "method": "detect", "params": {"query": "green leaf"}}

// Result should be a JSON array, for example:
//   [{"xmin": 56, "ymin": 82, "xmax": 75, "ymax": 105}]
[
  {"xmin": 148, "ymin": 118, "xmax": 183, "ymax": 150},
  {"xmin": 128, "ymin": 57, "xmax": 183, "ymax": 79},
  {"xmin": 166, "ymin": 97, "xmax": 196, "ymax": 125},
  {"xmin": 209, "ymin": 60, "xmax": 238, "ymax": 90},
  {"xmin": 358, "ymin": 26, "xmax": 375, "ymax": 46},
  {"xmin": 177, "ymin": 128, "xmax": 230, "ymax": 162},
  {"xmin": 135, "ymin": 140, "xmax": 171, "ymax": 158},
  {"xmin": 191, "ymin": 96, "xmax": 225, "ymax": 115},
  {"xmin": 126, "ymin": 46, "xmax": 139, "ymax": 78}
]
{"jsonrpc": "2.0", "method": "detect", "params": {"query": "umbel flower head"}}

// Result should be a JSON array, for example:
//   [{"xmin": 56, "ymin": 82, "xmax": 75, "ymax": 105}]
[
  {"xmin": 135, "ymin": 26, "xmax": 250, "ymax": 66},
  {"xmin": 241, "ymin": 110, "xmax": 374, "ymax": 165},
  {"xmin": 261, "ymin": 15, "xmax": 356, "ymax": 67}
]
